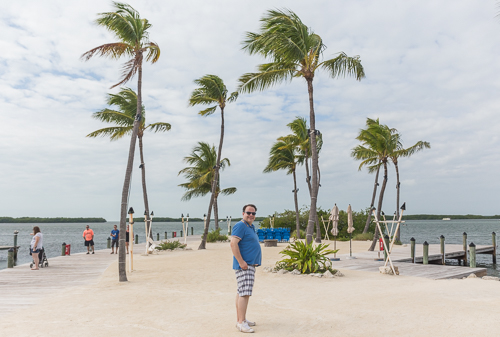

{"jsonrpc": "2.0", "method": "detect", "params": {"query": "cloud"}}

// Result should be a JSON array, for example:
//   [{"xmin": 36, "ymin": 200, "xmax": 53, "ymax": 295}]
[{"xmin": 1, "ymin": 0, "xmax": 500, "ymax": 220}]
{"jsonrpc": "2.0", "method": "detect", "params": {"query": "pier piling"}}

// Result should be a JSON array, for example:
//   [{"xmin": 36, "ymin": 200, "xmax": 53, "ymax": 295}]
[
  {"xmin": 423, "ymin": 241, "xmax": 429, "ymax": 265},
  {"xmin": 165, "ymin": 231, "xmax": 167, "ymax": 240},
  {"xmin": 13, "ymin": 231, "xmax": 18, "ymax": 262},
  {"xmin": 61, "ymin": 243, "xmax": 66, "ymax": 256},
  {"xmin": 440, "ymin": 235, "xmax": 445, "ymax": 265},
  {"xmin": 410, "ymin": 237, "xmax": 415, "ymax": 263},
  {"xmin": 462, "ymin": 232, "xmax": 467, "ymax": 266},
  {"xmin": 469, "ymin": 242, "xmax": 476, "ymax": 268},
  {"xmin": 107, "ymin": 237, "xmax": 111, "ymax": 249},
  {"xmin": 135, "ymin": 235, "xmax": 138, "ymax": 244},
  {"xmin": 191, "ymin": 227, "xmax": 194, "ymax": 236},
  {"xmin": 157, "ymin": 233, "xmax": 159, "ymax": 241},
  {"xmin": 493, "ymin": 232, "xmax": 497, "ymax": 264},
  {"xmin": 7, "ymin": 248, "xmax": 14, "ymax": 268}
]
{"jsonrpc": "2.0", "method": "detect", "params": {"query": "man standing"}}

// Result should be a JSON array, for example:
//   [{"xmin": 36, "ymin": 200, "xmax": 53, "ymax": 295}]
[
  {"xmin": 110, "ymin": 224, "xmax": 119, "ymax": 254},
  {"xmin": 83, "ymin": 225, "xmax": 94, "ymax": 255},
  {"xmin": 230, "ymin": 204, "xmax": 262, "ymax": 333}
]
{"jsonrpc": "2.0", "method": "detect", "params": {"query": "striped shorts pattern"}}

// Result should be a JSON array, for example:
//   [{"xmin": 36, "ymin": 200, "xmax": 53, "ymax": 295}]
[{"xmin": 235, "ymin": 266, "xmax": 256, "ymax": 296}]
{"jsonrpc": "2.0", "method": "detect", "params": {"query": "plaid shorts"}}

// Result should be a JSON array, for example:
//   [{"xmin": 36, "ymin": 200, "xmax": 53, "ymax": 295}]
[{"xmin": 235, "ymin": 266, "xmax": 256, "ymax": 296}]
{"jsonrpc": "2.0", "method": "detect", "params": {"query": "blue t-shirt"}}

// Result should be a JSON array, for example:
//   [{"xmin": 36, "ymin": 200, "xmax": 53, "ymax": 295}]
[
  {"xmin": 111, "ymin": 229, "xmax": 119, "ymax": 241},
  {"xmin": 232, "ymin": 221, "xmax": 262, "ymax": 270}
]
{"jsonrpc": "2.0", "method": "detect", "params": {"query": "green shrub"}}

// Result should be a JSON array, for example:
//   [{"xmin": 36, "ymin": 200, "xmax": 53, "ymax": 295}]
[
  {"xmin": 156, "ymin": 240, "xmax": 186, "ymax": 250},
  {"xmin": 206, "ymin": 228, "xmax": 228, "ymax": 243},
  {"xmin": 352, "ymin": 232, "xmax": 373, "ymax": 241},
  {"xmin": 290, "ymin": 229, "xmax": 305, "ymax": 239},
  {"xmin": 276, "ymin": 241, "xmax": 338, "ymax": 274}
]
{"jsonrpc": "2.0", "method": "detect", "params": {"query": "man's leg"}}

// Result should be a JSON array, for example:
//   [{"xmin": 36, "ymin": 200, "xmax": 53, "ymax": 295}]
[{"xmin": 236, "ymin": 295, "xmax": 250, "ymax": 324}]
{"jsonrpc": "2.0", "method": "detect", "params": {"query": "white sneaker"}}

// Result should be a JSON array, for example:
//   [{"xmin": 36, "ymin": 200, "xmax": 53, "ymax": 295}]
[
  {"xmin": 236, "ymin": 321, "xmax": 254, "ymax": 333},
  {"xmin": 245, "ymin": 319, "xmax": 256, "ymax": 326}
]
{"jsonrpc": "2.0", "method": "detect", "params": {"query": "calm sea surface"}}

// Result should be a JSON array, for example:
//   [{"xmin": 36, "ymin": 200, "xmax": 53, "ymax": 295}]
[{"xmin": 1, "ymin": 219, "xmax": 499, "ymax": 275}]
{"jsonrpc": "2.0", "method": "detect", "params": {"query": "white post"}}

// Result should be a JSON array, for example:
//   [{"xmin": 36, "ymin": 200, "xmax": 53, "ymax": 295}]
[{"xmin": 185, "ymin": 214, "xmax": 189, "ymax": 244}]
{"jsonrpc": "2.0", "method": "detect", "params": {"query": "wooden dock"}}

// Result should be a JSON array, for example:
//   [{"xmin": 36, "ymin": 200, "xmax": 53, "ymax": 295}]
[
  {"xmin": 0, "ymin": 246, "xmax": 19, "ymax": 251},
  {"xmin": 0, "ymin": 248, "xmax": 123, "ymax": 316},
  {"xmin": 330, "ymin": 244, "xmax": 491, "ymax": 279}
]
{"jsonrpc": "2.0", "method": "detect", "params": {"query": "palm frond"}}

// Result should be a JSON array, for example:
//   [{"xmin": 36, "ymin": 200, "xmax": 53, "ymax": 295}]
[
  {"xmin": 86, "ymin": 126, "xmax": 132, "ymax": 141},
  {"xmin": 220, "ymin": 187, "xmax": 237, "ymax": 196},
  {"xmin": 147, "ymin": 122, "xmax": 171, "ymax": 133},
  {"xmin": 81, "ymin": 42, "xmax": 133, "ymax": 61},
  {"xmin": 319, "ymin": 52, "xmax": 365, "ymax": 81},
  {"xmin": 238, "ymin": 62, "xmax": 296, "ymax": 93}
]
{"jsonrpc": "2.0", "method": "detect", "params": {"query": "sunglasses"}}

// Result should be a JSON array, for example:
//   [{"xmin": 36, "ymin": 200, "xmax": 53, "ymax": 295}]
[{"xmin": 245, "ymin": 212, "xmax": 256, "ymax": 216}]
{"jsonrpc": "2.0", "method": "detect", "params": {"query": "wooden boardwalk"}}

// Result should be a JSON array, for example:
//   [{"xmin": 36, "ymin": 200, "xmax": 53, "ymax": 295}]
[
  {"xmin": 0, "ymin": 248, "xmax": 123, "ymax": 316},
  {"xmin": 330, "ymin": 244, "xmax": 490, "ymax": 279}
]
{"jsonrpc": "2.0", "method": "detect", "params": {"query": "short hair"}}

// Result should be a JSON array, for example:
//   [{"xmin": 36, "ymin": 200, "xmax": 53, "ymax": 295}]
[
  {"xmin": 33, "ymin": 226, "xmax": 41, "ymax": 234},
  {"xmin": 242, "ymin": 204, "xmax": 257, "ymax": 212}
]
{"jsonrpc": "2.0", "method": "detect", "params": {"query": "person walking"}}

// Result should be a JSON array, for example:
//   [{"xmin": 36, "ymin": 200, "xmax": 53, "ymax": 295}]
[
  {"xmin": 230, "ymin": 204, "xmax": 262, "ymax": 333},
  {"xmin": 83, "ymin": 225, "xmax": 94, "ymax": 254},
  {"xmin": 30, "ymin": 226, "xmax": 43, "ymax": 270},
  {"xmin": 110, "ymin": 225, "xmax": 119, "ymax": 254}
]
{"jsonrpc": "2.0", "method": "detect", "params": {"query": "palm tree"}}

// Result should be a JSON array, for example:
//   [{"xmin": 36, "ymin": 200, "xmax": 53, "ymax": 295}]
[
  {"xmin": 351, "ymin": 120, "xmax": 397, "ymax": 251},
  {"xmin": 390, "ymin": 139, "xmax": 430, "ymax": 242},
  {"xmin": 239, "ymin": 9, "xmax": 365, "ymax": 244},
  {"xmin": 280, "ymin": 117, "xmax": 323, "ymax": 241},
  {"xmin": 81, "ymin": 2, "xmax": 160, "ymax": 281},
  {"xmin": 352, "ymin": 118, "xmax": 383, "ymax": 234},
  {"xmin": 178, "ymin": 142, "xmax": 237, "ymax": 228},
  {"xmin": 188, "ymin": 75, "xmax": 238, "ymax": 249},
  {"xmin": 263, "ymin": 138, "xmax": 301, "ymax": 237},
  {"xmin": 86, "ymin": 88, "xmax": 171, "ymax": 246}
]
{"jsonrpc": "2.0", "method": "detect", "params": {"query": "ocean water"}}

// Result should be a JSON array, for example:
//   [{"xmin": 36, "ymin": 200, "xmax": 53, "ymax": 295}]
[
  {"xmin": 0, "ymin": 221, "xmax": 229, "ymax": 270},
  {"xmin": 1, "ymin": 219, "xmax": 498, "ymax": 276},
  {"xmin": 400, "ymin": 219, "xmax": 500, "ymax": 277}
]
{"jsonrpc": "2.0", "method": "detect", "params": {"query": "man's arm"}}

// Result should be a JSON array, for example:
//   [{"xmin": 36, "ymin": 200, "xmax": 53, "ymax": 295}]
[{"xmin": 230, "ymin": 236, "xmax": 248, "ymax": 270}]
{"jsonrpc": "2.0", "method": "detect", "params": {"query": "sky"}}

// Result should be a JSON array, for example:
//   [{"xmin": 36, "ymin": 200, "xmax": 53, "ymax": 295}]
[{"xmin": 1, "ymin": 0, "xmax": 500, "ymax": 220}]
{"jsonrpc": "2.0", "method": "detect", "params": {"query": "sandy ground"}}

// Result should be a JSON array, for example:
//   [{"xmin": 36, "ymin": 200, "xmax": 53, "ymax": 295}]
[{"xmin": 0, "ymin": 239, "xmax": 498, "ymax": 337}]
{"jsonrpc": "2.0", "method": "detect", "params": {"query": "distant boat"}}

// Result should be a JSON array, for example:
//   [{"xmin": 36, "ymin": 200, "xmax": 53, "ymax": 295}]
[{"xmin": 442, "ymin": 218, "xmax": 451, "ymax": 221}]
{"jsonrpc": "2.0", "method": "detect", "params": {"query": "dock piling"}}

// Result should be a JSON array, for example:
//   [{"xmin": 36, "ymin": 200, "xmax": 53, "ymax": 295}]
[
  {"xmin": 7, "ymin": 248, "xmax": 14, "ymax": 268},
  {"xmin": 61, "ymin": 243, "xmax": 66, "ymax": 256},
  {"xmin": 423, "ymin": 241, "xmax": 429, "ymax": 265},
  {"xmin": 191, "ymin": 227, "xmax": 194, "ymax": 236},
  {"xmin": 410, "ymin": 237, "xmax": 416, "ymax": 263},
  {"xmin": 157, "ymin": 233, "xmax": 159, "ymax": 241},
  {"xmin": 165, "ymin": 231, "xmax": 167, "ymax": 240},
  {"xmin": 492, "ymin": 232, "xmax": 497, "ymax": 264},
  {"xmin": 440, "ymin": 235, "xmax": 445, "ymax": 265},
  {"xmin": 107, "ymin": 237, "xmax": 111, "ymax": 249},
  {"xmin": 13, "ymin": 230, "xmax": 19, "ymax": 263},
  {"xmin": 462, "ymin": 232, "xmax": 468, "ymax": 266},
  {"xmin": 469, "ymin": 242, "xmax": 476, "ymax": 268},
  {"xmin": 135, "ymin": 234, "xmax": 138, "ymax": 244}
]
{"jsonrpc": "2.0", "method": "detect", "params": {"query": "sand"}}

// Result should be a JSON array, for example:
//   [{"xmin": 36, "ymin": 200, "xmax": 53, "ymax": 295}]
[{"xmin": 0, "ymin": 239, "xmax": 498, "ymax": 336}]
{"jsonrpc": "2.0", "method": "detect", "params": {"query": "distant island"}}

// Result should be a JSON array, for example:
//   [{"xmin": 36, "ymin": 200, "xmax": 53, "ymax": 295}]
[
  {"xmin": 0, "ymin": 217, "xmax": 107, "ymax": 223},
  {"xmin": 403, "ymin": 214, "xmax": 500, "ymax": 220}
]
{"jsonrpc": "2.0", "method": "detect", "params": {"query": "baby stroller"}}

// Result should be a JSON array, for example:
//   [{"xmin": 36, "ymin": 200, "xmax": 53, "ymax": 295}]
[{"xmin": 30, "ymin": 247, "xmax": 49, "ymax": 268}]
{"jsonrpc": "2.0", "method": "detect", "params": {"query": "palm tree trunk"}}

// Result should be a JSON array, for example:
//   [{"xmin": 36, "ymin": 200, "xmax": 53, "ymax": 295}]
[
  {"xmin": 394, "ymin": 161, "xmax": 401, "ymax": 242},
  {"xmin": 199, "ymin": 107, "xmax": 225, "ymax": 249},
  {"xmin": 315, "ymin": 165, "xmax": 321, "ymax": 243},
  {"xmin": 305, "ymin": 78, "xmax": 318, "ymax": 245},
  {"xmin": 118, "ymin": 54, "xmax": 144, "ymax": 281},
  {"xmin": 305, "ymin": 152, "xmax": 312, "ymax": 195},
  {"xmin": 214, "ymin": 193, "xmax": 219, "ymax": 230},
  {"xmin": 362, "ymin": 163, "xmax": 381, "ymax": 233},
  {"xmin": 138, "ymin": 136, "xmax": 152, "ymax": 242},
  {"xmin": 368, "ymin": 161, "xmax": 388, "ymax": 251},
  {"xmin": 292, "ymin": 169, "xmax": 300, "ymax": 238}
]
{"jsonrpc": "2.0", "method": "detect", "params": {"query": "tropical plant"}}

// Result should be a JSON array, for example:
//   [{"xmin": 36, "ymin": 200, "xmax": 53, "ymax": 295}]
[
  {"xmin": 206, "ymin": 228, "xmax": 228, "ymax": 243},
  {"xmin": 188, "ymin": 75, "xmax": 238, "ymax": 250},
  {"xmin": 82, "ymin": 2, "xmax": 160, "ymax": 281},
  {"xmin": 263, "ymin": 137, "xmax": 301, "ymax": 239},
  {"xmin": 239, "ymin": 9, "xmax": 365, "ymax": 245},
  {"xmin": 280, "ymin": 117, "xmax": 323, "ymax": 242},
  {"xmin": 178, "ymin": 142, "xmax": 237, "ymax": 227},
  {"xmin": 156, "ymin": 240, "xmax": 186, "ymax": 250},
  {"xmin": 277, "ymin": 241, "xmax": 337, "ymax": 274},
  {"xmin": 87, "ymin": 88, "xmax": 171, "ymax": 242}
]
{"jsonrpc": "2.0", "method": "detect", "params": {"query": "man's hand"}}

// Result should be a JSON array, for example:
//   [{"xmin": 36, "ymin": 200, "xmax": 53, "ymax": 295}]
[{"xmin": 239, "ymin": 261, "xmax": 248, "ymax": 270}]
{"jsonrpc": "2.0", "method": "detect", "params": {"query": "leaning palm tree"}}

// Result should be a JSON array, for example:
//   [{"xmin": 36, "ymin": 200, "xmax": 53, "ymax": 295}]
[
  {"xmin": 352, "ymin": 120, "xmax": 397, "ymax": 251},
  {"xmin": 239, "ymin": 9, "xmax": 365, "ymax": 244},
  {"xmin": 86, "ymin": 88, "xmax": 171, "ymax": 245},
  {"xmin": 188, "ymin": 75, "xmax": 238, "ymax": 249},
  {"xmin": 263, "ymin": 138, "xmax": 301, "ymax": 237},
  {"xmin": 390, "ymin": 138, "xmax": 430, "ymax": 242},
  {"xmin": 280, "ymin": 117, "xmax": 323, "ymax": 241},
  {"xmin": 352, "ymin": 118, "xmax": 383, "ymax": 234},
  {"xmin": 81, "ymin": 2, "xmax": 160, "ymax": 281},
  {"xmin": 178, "ymin": 142, "xmax": 237, "ymax": 228}
]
